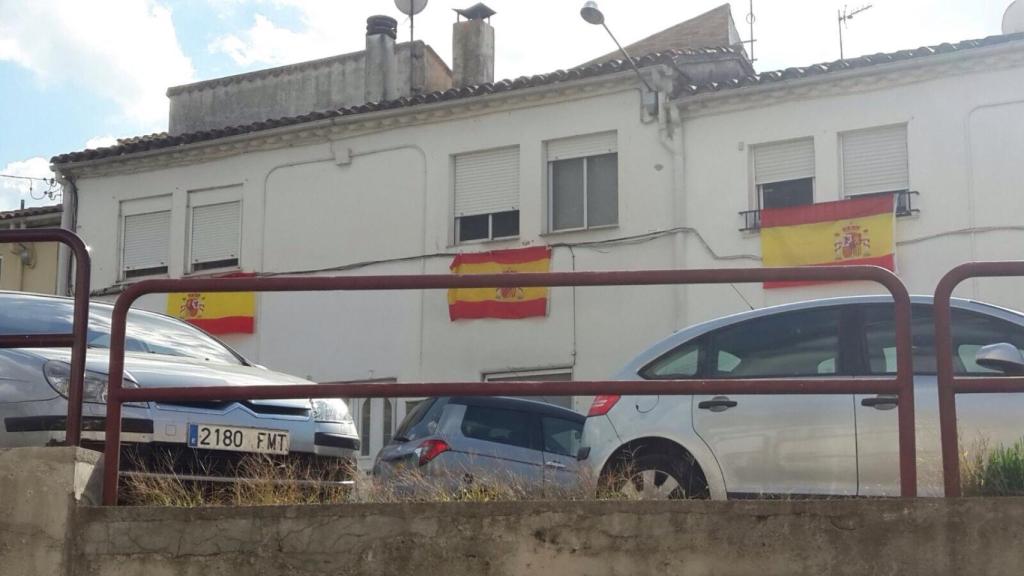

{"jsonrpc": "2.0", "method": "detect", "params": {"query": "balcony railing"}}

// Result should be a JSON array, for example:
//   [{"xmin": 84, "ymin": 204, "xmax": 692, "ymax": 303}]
[{"xmin": 739, "ymin": 190, "xmax": 919, "ymax": 233}]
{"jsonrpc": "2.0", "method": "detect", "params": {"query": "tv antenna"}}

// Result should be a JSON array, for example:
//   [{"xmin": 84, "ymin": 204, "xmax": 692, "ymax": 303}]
[
  {"xmin": 395, "ymin": 0, "xmax": 428, "ymax": 92},
  {"xmin": 740, "ymin": 0, "xmax": 757, "ymax": 63},
  {"xmin": 838, "ymin": 4, "xmax": 873, "ymax": 60}
]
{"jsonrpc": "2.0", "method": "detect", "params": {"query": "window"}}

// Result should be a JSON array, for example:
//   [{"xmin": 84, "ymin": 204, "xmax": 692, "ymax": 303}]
[
  {"xmin": 121, "ymin": 197, "xmax": 171, "ymax": 279},
  {"xmin": 841, "ymin": 124, "xmax": 909, "ymax": 197},
  {"xmin": 642, "ymin": 341, "xmax": 701, "ymax": 379},
  {"xmin": 189, "ymin": 200, "xmax": 241, "ymax": 272},
  {"xmin": 864, "ymin": 305, "xmax": 1024, "ymax": 375},
  {"xmin": 753, "ymin": 138, "xmax": 815, "ymax": 210},
  {"xmin": 460, "ymin": 405, "xmax": 534, "ymax": 449},
  {"xmin": 485, "ymin": 369, "xmax": 573, "ymax": 409},
  {"xmin": 454, "ymin": 146, "xmax": 520, "ymax": 243},
  {"xmin": 360, "ymin": 400, "xmax": 371, "ymax": 456},
  {"xmin": 708, "ymin": 308, "xmax": 841, "ymax": 378},
  {"xmin": 547, "ymin": 132, "xmax": 618, "ymax": 231},
  {"xmin": 541, "ymin": 416, "xmax": 582, "ymax": 457}
]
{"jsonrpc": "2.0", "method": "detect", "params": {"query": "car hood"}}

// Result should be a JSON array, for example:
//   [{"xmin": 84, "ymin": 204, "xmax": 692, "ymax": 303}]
[{"xmin": 26, "ymin": 348, "xmax": 313, "ymax": 409}]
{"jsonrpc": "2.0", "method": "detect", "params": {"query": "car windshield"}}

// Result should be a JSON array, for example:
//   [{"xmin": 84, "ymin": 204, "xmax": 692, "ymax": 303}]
[{"xmin": 0, "ymin": 293, "xmax": 243, "ymax": 366}]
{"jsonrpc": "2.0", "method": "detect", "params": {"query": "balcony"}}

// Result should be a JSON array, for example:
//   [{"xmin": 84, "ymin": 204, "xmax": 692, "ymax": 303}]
[{"xmin": 738, "ymin": 190, "xmax": 920, "ymax": 233}]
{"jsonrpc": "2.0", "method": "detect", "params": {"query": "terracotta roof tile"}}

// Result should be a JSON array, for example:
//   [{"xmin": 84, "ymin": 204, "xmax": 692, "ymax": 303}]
[{"xmin": 0, "ymin": 204, "xmax": 63, "ymax": 220}]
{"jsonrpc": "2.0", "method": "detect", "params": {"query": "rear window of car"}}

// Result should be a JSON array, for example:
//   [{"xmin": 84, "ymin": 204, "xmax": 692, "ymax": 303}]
[
  {"xmin": 460, "ymin": 405, "xmax": 534, "ymax": 449},
  {"xmin": 394, "ymin": 398, "xmax": 446, "ymax": 443}
]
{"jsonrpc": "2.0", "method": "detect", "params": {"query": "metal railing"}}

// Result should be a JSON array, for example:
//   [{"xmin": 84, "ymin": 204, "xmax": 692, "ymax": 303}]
[
  {"xmin": 739, "ymin": 190, "xmax": 920, "ymax": 233},
  {"xmin": 934, "ymin": 261, "xmax": 1024, "ymax": 497},
  {"xmin": 100, "ymin": 266, "xmax": 918, "ymax": 505},
  {"xmin": 0, "ymin": 228, "xmax": 91, "ymax": 446}
]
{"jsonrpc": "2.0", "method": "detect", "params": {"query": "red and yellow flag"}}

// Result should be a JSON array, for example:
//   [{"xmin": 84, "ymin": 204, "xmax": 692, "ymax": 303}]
[
  {"xmin": 166, "ymin": 291, "xmax": 256, "ymax": 334},
  {"xmin": 448, "ymin": 246, "xmax": 551, "ymax": 320},
  {"xmin": 761, "ymin": 194, "xmax": 895, "ymax": 289}
]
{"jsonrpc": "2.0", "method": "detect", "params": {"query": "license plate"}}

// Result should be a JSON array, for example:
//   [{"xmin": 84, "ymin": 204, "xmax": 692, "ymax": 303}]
[{"xmin": 187, "ymin": 423, "xmax": 290, "ymax": 455}]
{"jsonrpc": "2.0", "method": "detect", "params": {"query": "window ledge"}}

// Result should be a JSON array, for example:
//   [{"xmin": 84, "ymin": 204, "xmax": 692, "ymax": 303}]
[
  {"xmin": 541, "ymin": 224, "xmax": 620, "ymax": 237},
  {"xmin": 450, "ymin": 236, "xmax": 522, "ymax": 249},
  {"xmin": 185, "ymin": 266, "xmax": 243, "ymax": 278}
]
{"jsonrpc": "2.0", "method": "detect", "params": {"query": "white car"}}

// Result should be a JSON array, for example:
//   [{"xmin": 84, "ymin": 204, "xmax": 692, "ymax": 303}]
[
  {"xmin": 0, "ymin": 291, "xmax": 360, "ymax": 482},
  {"xmin": 580, "ymin": 295, "xmax": 1024, "ymax": 499}
]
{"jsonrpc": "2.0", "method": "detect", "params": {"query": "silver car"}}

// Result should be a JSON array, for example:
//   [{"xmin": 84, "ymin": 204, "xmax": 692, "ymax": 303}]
[
  {"xmin": 581, "ymin": 295, "xmax": 1024, "ymax": 500},
  {"xmin": 372, "ymin": 396, "xmax": 584, "ymax": 495},
  {"xmin": 0, "ymin": 291, "xmax": 360, "ymax": 481}
]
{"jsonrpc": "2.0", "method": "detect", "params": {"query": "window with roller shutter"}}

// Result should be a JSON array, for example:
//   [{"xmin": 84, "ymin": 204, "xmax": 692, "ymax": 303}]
[
  {"xmin": 752, "ymin": 137, "xmax": 815, "ymax": 210},
  {"xmin": 189, "ymin": 200, "xmax": 241, "ymax": 272},
  {"xmin": 453, "ymin": 146, "xmax": 520, "ymax": 243},
  {"xmin": 121, "ymin": 205, "xmax": 171, "ymax": 279},
  {"xmin": 547, "ymin": 131, "xmax": 618, "ymax": 232},
  {"xmin": 841, "ymin": 124, "xmax": 909, "ymax": 197}
]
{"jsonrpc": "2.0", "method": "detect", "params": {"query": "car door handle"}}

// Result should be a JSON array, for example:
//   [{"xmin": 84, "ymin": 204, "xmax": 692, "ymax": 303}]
[
  {"xmin": 698, "ymin": 397, "xmax": 738, "ymax": 412},
  {"xmin": 545, "ymin": 461, "xmax": 568, "ymax": 469},
  {"xmin": 861, "ymin": 395, "xmax": 899, "ymax": 409}
]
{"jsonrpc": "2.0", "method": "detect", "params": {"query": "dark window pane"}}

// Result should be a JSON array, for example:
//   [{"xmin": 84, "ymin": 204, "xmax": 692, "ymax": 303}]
[
  {"xmin": 710, "ymin": 307, "xmax": 840, "ymax": 378},
  {"xmin": 394, "ymin": 398, "xmax": 447, "ymax": 443},
  {"xmin": 761, "ymin": 177, "xmax": 814, "ymax": 209},
  {"xmin": 551, "ymin": 158, "xmax": 584, "ymax": 230},
  {"xmin": 863, "ymin": 304, "xmax": 936, "ymax": 374},
  {"xmin": 587, "ymin": 153, "xmax": 618, "ymax": 227},
  {"xmin": 192, "ymin": 258, "xmax": 238, "ymax": 272},
  {"xmin": 491, "ymin": 210, "xmax": 519, "ymax": 238},
  {"xmin": 541, "ymin": 416, "xmax": 582, "ymax": 457},
  {"xmin": 643, "ymin": 341, "xmax": 701, "ymax": 378},
  {"xmin": 360, "ymin": 400, "xmax": 371, "ymax": 456},
  {"xmin": 458, "ymin": 214, "xmax": 489, "ymax": 242},
  {"xmin": 461, "ymin": 406, "xmax": 533, "ymax": 449}
]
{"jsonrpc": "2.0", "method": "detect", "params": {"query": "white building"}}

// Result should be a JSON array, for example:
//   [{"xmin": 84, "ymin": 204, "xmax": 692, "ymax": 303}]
[{"xmin": 51, "ymin": 5, "xmax": 1024, "ymax": 467}]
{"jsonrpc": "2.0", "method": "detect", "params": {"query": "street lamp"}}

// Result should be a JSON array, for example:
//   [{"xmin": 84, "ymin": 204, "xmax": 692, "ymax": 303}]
[{"xmin": 580, "ymin": 1, "xmax": 658, "ymax": 115}]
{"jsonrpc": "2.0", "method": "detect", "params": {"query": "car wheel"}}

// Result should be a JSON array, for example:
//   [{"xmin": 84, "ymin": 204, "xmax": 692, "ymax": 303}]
[{"xmin": 604, "ymin": 453, "xmax": 709, "ymax": 500}]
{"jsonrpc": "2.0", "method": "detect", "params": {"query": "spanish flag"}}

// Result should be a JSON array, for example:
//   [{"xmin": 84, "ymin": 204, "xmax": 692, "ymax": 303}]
[
  {"xmin": 761, "ymin": 193, "xmax": 895, "ymax": 289},
  {"xmin": 448, "ymin": 246, "xmax": 551, "ymax": 320},
  {"xmin": 166, "ymin": 291, "xmax": 256, "ymax": 334}
]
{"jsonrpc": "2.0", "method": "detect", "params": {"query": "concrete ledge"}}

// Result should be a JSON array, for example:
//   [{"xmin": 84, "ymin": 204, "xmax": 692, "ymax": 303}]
[
  {"xmin": 73, "ymin": 498, "xmax": 1024, "ymax": 576},
  {"xmin": 0, "ymin": 447, "xmax": 102, "ymax": 576}
]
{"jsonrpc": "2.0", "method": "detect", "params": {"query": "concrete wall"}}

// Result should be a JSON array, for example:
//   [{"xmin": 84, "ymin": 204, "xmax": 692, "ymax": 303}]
[
  {"xmin": 168, "ymin": 41, "xmax": 453, "ymax": 135},
  {"xmin": 0, "ymin": 447, "xmax": 101, "ymax": 576},
  {"xmin": 68, "ymin": 497, "xmax": 1024, "ymax": 576}
]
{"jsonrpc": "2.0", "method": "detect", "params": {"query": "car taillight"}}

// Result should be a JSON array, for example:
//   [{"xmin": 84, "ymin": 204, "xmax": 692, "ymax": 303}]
[
  {"xmin": 588, "ymin": 394, "xmax": 621, "ymax": 416},
  {"xmin": 416, "ymin": 439, "xmax": 450, "ymax": 466}
]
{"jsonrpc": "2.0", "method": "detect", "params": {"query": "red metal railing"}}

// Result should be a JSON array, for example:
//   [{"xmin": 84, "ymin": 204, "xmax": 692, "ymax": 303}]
[
  {"xmin": 0, "ymin": 228, "xmax": 91, "ymax": 446},
  {"xmin": 934, "ymin": 261, "xmax": 1024, "ymax": 497},
  {"xmin": 101, "ymin": 266, "xmax": 917, "ymax": 505}
]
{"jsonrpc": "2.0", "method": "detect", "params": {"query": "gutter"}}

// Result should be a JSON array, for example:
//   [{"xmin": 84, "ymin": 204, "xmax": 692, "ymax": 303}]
[{"xmin": 55, "ymin": 172, "xmax": 77, "ymax": 296}]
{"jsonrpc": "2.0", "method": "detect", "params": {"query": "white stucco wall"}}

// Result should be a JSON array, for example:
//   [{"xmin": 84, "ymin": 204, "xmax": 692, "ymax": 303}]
[{"xmin": 66, "ymin": 49, "xmax": 1024, "ymax": 463}]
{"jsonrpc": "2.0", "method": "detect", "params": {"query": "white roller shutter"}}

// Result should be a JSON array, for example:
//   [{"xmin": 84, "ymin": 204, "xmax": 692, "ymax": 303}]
[
  {"xmin": 454, "ymin": 146, "xmax": 520, "ymax": 217},
  {"xmin": 842, "ymin": 124, "xmax": 909, "ymax": 196},
  {"xmin": 122, "ymin": 211, "xmax": 170, "ymax": 272},
  {"xmin": 753, "ymin": 138, "xmax": 815, "ymax": 185},
  {"xmin": 191, "ymin": 201, "xmax": 240, "ymax": 265},
  {"xmin": 547, "ymin": 131, "xmax": 617, "ymax": 162}
]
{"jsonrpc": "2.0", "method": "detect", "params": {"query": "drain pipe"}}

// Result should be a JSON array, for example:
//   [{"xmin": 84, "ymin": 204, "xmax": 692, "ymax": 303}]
[
  {"xmin": 55, "ymin": 172, "xmax": 78, "ymax": 296},
  {"xmin": 658, "ymin": 96, "xmax": 688, "ymax": 329}
]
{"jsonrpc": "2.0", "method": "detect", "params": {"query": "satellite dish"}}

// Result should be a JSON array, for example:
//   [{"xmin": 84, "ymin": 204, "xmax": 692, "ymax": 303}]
[
  {"xmin": 395, "ymin": 0, "xmax": 428, "ymax": 16},
  {"xmin": 1005, "ymin": 0, "xmax": 1024, "ymax": 35}
]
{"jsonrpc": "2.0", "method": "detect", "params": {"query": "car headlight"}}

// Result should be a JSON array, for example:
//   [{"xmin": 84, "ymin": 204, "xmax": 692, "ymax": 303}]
[
  {"xmin": 43, "ymin": 360, "xmax": 144, "ymax": 407},
  {"xmin": 311, "ymin": 399, "xmax": 356, "ymax": 429}
]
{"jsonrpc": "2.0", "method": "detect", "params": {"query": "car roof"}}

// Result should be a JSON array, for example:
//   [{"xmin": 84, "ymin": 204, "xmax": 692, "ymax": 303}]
[
  {"xmin": 613, "ymin": 294, "xmax": 1024, "ymax": 379},
  {"xmin": 448, "ymin": 396, "xmax": 584, "ymax": 422},
  {"xmin": 0, "ymin": 290, "xmax": 171, "ymax": 323}
]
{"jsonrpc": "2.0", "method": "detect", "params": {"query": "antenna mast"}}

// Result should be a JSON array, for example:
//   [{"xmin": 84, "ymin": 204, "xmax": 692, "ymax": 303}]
[
  {"xmin": 838, "ymin": 4, "xmax": 873, "ymax": 60},
  {"xmin": 740, "ymin": 0, "xmax": 757, "ymax": 63}
]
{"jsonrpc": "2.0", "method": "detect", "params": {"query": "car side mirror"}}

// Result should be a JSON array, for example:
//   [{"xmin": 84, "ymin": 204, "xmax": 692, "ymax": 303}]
[{"xmin": 975, "ymin": 343, "xmax": 1024, "ymax": 375}]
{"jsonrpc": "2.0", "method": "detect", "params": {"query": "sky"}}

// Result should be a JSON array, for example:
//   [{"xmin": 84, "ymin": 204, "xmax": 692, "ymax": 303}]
[{"xmin": 0, "ymin": 0, "xmax": 1013, "ymax": 211}]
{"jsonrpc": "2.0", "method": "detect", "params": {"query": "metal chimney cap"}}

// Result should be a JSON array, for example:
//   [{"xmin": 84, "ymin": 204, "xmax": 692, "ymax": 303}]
[
  {"xmin": 580, "ymin": 1, "xmax": 604, "ymax": 25},
  {"xmin": 366, "ymin": 15, "xmax": 398, "ymax": 38},
  {"xmin": 454, "ymin": 2, "xmax": 496, "ymax": 21}
]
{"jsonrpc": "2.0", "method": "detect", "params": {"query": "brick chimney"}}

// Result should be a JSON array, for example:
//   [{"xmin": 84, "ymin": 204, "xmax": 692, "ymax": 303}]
[
  {"xmin": 452, "ymin": 3, "xmax": 496, "ymax": 87},
  {"xmin": 365, "ymin": 15, "xmax": 399, "ymax": 102}
]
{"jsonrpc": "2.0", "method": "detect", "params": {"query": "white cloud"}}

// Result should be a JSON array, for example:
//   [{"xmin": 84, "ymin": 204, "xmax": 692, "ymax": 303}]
[
  {"xmin": 0, "ymin": 0, "xmax": 194, "ymax": 129},
  {"xmin": 210, "ymin": 2, "xmax": 355, "ymax": 67},
  {"xmin": 84, "ymin": 136, "xmax": 120, "ymax": 150}
]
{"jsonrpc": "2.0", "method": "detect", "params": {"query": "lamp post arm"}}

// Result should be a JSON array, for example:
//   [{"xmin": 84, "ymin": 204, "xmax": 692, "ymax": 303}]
[{"xmin": 601, "ymin": 22, "xmax": 655, "ymax": 92}]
